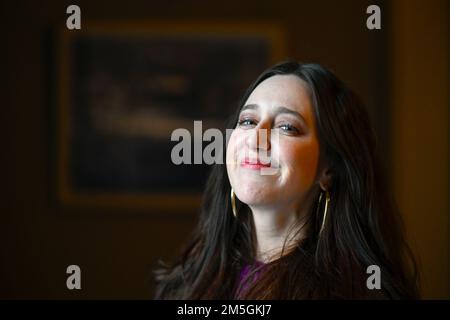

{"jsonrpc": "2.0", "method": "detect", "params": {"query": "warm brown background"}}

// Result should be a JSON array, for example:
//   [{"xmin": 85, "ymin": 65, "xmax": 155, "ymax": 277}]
[{"xmin": 0, "ymin": 0, "xmax": 448, "ymax": 299}]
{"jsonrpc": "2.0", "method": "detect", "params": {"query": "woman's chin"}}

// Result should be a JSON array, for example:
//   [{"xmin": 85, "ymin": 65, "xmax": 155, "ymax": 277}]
[{"xmin": 235, "ymin": 188, "xmax": 275, "ymax": 206}]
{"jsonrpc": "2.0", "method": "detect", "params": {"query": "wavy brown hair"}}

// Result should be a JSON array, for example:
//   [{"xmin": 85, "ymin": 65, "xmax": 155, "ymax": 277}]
[{"xmin": 153, "ymin": 61, "xmax": 419, "ymax": 299}]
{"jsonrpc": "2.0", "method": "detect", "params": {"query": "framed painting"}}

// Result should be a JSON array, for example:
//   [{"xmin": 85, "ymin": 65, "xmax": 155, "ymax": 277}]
[{"xmin": 56, "ymin": 21, "xmax": 286, "ymax": 211}]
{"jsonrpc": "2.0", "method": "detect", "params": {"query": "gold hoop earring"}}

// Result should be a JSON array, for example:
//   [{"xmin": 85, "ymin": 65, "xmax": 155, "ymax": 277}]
[
  {"xmin": 318, "ymin": 190, "xmax": 330, "ymax": 235},
  {"xmin": 230, "ymin": 188, "xmax": 238, "ymax": 218}
]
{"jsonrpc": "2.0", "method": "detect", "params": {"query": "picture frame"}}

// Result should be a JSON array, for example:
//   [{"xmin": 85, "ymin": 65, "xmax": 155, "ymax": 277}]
[{"xmin": 56, "ymin": 21, "xmax": 286, "ymax": 212}]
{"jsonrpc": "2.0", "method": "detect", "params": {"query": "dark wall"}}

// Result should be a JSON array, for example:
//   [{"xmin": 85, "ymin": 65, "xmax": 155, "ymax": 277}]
[{"xmin": 1, "ymin": 0, "xmax": 388, "ymax": 298}]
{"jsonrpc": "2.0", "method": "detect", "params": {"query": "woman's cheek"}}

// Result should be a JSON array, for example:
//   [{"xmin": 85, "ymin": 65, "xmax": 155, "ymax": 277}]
[
  {"xmin": 226, "ymin": 131, "xmax": 240, "ymax": 178},
  {"xmin": 287, "ymin": 141, "xmax": 319, "ymax": 189},
  {"xmin": 226, "ymin": 136, "xmax": 235, "ymax": 174}
]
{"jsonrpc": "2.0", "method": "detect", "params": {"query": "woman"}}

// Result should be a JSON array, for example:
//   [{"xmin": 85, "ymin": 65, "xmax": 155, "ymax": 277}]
[{"xmin": 153, "ymin": 61, "xmax": 419, "ymax": 299}]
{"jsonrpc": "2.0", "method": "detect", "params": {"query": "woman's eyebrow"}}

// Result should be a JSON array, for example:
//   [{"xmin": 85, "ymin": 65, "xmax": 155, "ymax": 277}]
[
  {"xmin": 240, "ymin": 104, "xmax": 259, "ymax": 112},
  {"xmin": 274, "ymin": 106, "xmax": 307, "ymax": 125},
  {"xmin": 241, "ymin": 104, "xmax": 307, "ymax": 125}
]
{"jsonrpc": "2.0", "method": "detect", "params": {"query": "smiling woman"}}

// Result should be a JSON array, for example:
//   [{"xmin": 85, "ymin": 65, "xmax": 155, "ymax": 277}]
[
  {"xmin": 226, "ymin": 75, "xmax": 322, "ymax": 247},
  {"xmin": 153, "ymin": 61, "xmax": 419, "ymax": 299}
]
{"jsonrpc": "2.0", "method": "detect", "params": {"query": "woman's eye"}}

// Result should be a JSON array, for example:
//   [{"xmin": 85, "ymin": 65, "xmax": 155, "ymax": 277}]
[
  {"xmin": 237, "ymin": 118, "xmax": 256, "ymax": 127},
  {"xmin": 279, "ymin": 124, "xmax": 299, "ymax": 134}
]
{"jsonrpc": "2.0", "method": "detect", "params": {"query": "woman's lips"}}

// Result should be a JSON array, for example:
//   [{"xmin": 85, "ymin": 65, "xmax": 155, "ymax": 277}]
[{"xmin": 240, "ymin": 157, "xmax": 271, "ymax": 170}]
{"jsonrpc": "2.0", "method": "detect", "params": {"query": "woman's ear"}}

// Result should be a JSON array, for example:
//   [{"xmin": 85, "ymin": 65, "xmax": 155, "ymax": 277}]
[{"xmin": 318, "ymin": 167, "xmax": 333, "ymax": 191}]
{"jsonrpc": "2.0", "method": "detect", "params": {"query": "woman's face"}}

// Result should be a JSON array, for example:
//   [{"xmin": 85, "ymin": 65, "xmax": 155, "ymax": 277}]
[{"xmin": 226, "ymin": 75, "xmax": 321, "ymax": 211}]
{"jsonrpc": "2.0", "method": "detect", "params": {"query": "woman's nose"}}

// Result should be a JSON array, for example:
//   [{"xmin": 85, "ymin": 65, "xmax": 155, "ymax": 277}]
[{"xmin": 246, "ymin": 126, "xmax": 271, "ymax": 151}]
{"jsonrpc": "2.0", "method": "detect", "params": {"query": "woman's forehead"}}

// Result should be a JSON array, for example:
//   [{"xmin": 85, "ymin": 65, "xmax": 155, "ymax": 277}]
[{"xmin": 244, "ymin": 75, "xmax": 313, "ymax": 116}]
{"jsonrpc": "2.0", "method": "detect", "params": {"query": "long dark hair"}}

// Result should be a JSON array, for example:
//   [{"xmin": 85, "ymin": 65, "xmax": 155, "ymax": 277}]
[{"xmin": 153, "ymin": 61, "xmax": 419, "ymax": 299}]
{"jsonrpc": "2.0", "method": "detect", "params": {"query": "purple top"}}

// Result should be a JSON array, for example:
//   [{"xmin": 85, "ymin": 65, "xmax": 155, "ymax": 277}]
[{"xmin": 235, "ymin": 260, "xmax": 265, "ymax": 298}]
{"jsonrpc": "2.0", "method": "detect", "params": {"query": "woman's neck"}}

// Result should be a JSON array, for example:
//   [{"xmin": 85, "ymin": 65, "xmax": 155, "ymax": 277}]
[{"xmin": 249, "ymin": 203, "xmax": 308, "ymax": 263}]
